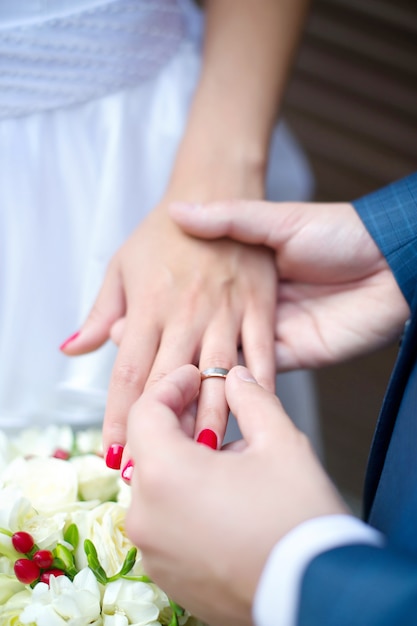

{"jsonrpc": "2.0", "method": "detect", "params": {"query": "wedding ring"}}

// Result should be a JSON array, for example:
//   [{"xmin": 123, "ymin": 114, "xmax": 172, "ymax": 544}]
[{"xmin": 200, "ymin": 367, "xmax": 230, "ymax": 380}]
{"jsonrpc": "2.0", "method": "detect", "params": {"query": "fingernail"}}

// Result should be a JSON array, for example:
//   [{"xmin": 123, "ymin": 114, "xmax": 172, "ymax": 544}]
[
  {"xmin": 59, "ymin": 331, "xmax": 80, "ymax": 351},
  {"xmin": 121, "ymin": 459, "xmax": 134, "ymax": 482},
  {"xmin": 236, "ymin": 366, "xmax": 257, "ymax": 383},
  {"xmin": 197, "ymin": 429, "xmax": 217, "ymax": 449},
  {"xmin": 105, "ymin": 444, "xmax": 124, "ymax": 469}
]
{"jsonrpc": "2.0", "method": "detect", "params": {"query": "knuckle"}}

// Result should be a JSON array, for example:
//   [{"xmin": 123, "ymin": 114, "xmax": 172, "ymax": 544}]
[
  {"xmin": 145, "ymin": 371, "xmax": 169, "ymax": 388},
  {"xmin": 111, "ymin": 362, "xmax": 144, "ymax": 391},
  {"xmin": 201, "ymin": 351, "xmax": 232, "ymax": 369}
]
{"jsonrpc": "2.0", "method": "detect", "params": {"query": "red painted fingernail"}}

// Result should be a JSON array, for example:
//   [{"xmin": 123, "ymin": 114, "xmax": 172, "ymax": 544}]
[
  {"xmin": 121, "ymin": 459, "xmax": 134, "ymax": 482},
  {"xmin": 197, "ymin": 429, "xmax": 217, "ymax": 449},
  {"xmin": 105, "ymin": 444, "xmax": 124, "ymax": 469},
  {"xmin": 59, "ymin": 331, "xmax": 80, "ymax": 351}
]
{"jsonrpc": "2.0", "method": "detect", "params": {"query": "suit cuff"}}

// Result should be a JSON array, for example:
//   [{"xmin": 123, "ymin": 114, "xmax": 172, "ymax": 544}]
[{"xmin": 252, "ymin": 514, "xmax": 384, "ymax": 626}]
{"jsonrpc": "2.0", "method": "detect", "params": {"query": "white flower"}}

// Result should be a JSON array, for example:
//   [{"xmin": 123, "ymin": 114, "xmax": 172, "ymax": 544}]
[
  {"xmin": 116, "ymin": 479, "xmax": 132, "ymax": 509},
  {"xmin": 71, "ymin": 502, "xmax": 141, "ymax": 578},
  {"xmin": 0, "ymin": 557, "xmax": 15, "ymax": 576},
  {"xmin": 0, "ymin": 574, "xmax": 26, "ymax": 604},
  {"xmin": 23, "ymin": 510, "xmax": 68, "ymax": 552},
  {"xmin": 20, "ymin": 568, "xmax": 102, "ymax": 626},
  {"xmin": 0, "ymin": 589, "xmax": 32, "ymax": 626},
  {"xmin": 9, "ymin": 425, "xmax": 74, "ymax": 459},
  {"xmin": 70, "ymin": 455, "xmax": 119, "ymax": 503},
  {"xmin": 0, "ymin": 426, "xmax": 203, "ymax": 626},
  {"xmin": 0, "ymin": 486, "xmax": 35, "ymax": 531},
  {"xmin": 1, "ymin": 457, "xmax": 78, "ymax": 511},
  {"xmin": 102, "ymin": 579, "xmax": 162, "ymax": 626},
  {"xmin": 75, "ymin": 430, "xmax": 103, "ymax": 456}
]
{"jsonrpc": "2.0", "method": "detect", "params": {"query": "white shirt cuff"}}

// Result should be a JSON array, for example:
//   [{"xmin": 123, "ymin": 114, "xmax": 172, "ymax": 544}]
[{"xmin": 252, "ymin": 514, "xmax": 384, "ymax": 626}]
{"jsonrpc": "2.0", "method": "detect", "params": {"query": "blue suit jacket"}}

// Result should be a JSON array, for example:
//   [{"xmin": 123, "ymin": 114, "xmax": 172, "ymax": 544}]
[{"xmin": 298, "ymin": 173, "xmax": 417, "ymax": 625}]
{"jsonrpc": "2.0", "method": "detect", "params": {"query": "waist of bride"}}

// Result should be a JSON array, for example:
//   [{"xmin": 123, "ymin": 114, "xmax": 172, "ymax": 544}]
[{"xmin": 0, "ymin": 0, "xmax": 187, "ymax": 119}]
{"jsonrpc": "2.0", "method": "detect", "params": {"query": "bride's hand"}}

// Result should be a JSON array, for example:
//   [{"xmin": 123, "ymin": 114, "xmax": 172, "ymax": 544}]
[{"xmin": 61, "ymin": 197, "xmax": 277, "ymax": 462}]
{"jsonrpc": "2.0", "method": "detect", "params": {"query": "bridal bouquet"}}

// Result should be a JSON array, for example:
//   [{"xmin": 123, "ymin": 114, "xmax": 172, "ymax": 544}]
[{"xmin": 0, "ymin": 426, "xmax": 203, "ymax": 626}]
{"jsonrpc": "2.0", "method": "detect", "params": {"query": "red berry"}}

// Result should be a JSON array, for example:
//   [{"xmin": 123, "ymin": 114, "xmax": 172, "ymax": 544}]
[
  {"xmin": 39, "ymin": 569, "xmax": 65, "ymax": 584},
  {"xmin": 12, "ymin": 531, "xmax": 35, "ymax": 554},
  {"xmin": 14, "ymin": 558, "xmax": 40, "ymax": 584},
  {"xmin": 33, "ymin": 550, "xmax": 54, "ymax": 569},
  {"xmin": 52, "ymin": 448, "xmax": 70, "ymax": 460}
]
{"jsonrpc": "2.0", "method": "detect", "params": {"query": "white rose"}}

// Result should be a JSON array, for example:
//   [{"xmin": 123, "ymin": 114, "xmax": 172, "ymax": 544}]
[
  {"xmin": 9, "ymin": 425, "xmax": 74, "ymax": 459},
  {"xmin": 0, "ymin": 557, "xmax": 15, "ymax": 576},
  {"xmin": 1, "ymin": 457, "xmax": 78, "ymax": 511},
  {"xmin": 75, "ymin": 430, "xmax": 103, "ymax": 456},
  {"xmin": 70, "ymin": 455, "xmax": 119, "ymax": 503},
  {"xmin": 0, "ymin": 574, "xmax": 26, "ymax": 604},
  {"xmin": 0, "ymin": 486, "xmax": 35, "ymax": 530},
  {"xmin": 71, "ymin": 502, "xmax": 141, "ymax": 578},
  {"xmin": 102, "ymin": 579, "xmax": 162, "ymax": 626},
  {"xmin": 20, "ymin": 568, "xmax": 102, "ymax": 626},
  {"xmin": 23, "ymin": 510, "xmax": 68, "ymax": 552},
  {"xmin": 116, "ymin": 479, "xmax": 131, "ymax": 508},
  {"xmin": 0, "ymin": 589, "xmax": 32, "ymax": 626}
]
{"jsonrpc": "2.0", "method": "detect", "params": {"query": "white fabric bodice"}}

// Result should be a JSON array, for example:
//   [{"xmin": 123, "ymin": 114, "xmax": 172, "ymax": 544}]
[
  {"xmin": 0, "ymin": 0, "xmax": 317, "ymax": 439},
  {"xmin": 0, "ymin": 0, "xmax": 190, "ymax": 118}
]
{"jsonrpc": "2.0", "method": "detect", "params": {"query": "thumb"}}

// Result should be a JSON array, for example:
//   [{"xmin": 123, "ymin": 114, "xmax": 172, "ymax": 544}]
[
  {"xmin": 169, "ymin": 199, "xmax": 300, "ymax": 248},
  {"xmin": 60, "ymin": 265, "xmax": 125, "ymax": 355},
  {"xmin": 128, "ymin": 364, "xmax": 201, "ymax": 456},
  {"xmin": 225, "ymin": 366, "xmax": 296, "ymax": 444}
]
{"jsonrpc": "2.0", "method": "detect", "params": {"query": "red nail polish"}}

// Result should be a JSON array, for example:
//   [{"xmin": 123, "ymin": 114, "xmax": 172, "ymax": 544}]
[
  {"xmin": 59, "ymin": 331, "xmax": 80, "ymax": 351},
  {"xmin": 105, "ymin": 444, "xmax": 124, "ymax": 469},
  {"xmin": 197, "ymin": 429, "xmax": 217, "ymax": 449},
  {"xmin": 121, "ymin": 459, "xmax": 134, "ymax": 481}
]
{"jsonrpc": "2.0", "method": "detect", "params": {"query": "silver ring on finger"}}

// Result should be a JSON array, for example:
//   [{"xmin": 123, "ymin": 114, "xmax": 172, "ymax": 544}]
[{"xmin": 200, "ymin": 367, "xmax": 230, "ymax": 381}]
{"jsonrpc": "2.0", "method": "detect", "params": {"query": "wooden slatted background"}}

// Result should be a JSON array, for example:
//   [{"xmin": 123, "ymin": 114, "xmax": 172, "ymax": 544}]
[
  {"xmin": 281, "ymin": 0, "xmax": 417, "ymax": 501},
  {"xmin": 283, "ymin": 0, "xmax": 417, "ymax": 201}
]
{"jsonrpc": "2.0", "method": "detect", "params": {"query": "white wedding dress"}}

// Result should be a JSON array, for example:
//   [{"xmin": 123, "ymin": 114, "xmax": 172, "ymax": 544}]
[{"xmin": 0, "ymin": 0, "xmax": 321, "ymax": 452}]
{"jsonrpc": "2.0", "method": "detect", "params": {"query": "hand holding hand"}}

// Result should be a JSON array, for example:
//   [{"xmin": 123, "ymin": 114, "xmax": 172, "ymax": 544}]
[
  {"xmin": 170, "ymin": 200, "xmax": 410, "ymax": 370},
  {"xmin": 61, "ymin": 200, "xmax": 277, "ymax": 463},
  {"xmin": 125, "ymin": 364, "xmax": 347, "ymax": 626}
]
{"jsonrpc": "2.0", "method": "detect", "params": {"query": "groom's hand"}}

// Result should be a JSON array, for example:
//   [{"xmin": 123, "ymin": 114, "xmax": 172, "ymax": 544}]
[
  {"xmin": 170, "ymin": 200, "xmax": 409, "ymax": 369},
  {"xmin": 126, "ymin": 364, "xmax": 346, "ymax": 626}
]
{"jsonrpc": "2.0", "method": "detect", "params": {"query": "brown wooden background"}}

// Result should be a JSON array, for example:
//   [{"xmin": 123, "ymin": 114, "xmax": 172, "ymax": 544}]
[{"xmin": 281, "ymin": 0, "xmax": 417, "ymax": 503}]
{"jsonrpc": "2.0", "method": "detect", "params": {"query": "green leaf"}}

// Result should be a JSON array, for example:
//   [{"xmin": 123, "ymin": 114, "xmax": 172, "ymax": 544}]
[
  {"xmin": 168, "ymin": 598, "xmax": 185, "ymax": 625},
  {"xmin": 106, "ymin": 547, "xmax": 138, "ymax": 582},
  {"xmin": 84, "ymin": 539, "xmax": 108, "ymax": 585},
  {"xmin": 64, "ymin": 523, "xmax": 79, "ymax": 550},
  {"xmin": 119, "ymin": 547, "xmax": 137, "ymax": 576},
  {"xmin": 53, "ymin": 544, "xmax": 78, "ymax": 578},
  {"xmin": 168, "ymin": 611, "xmax": 179, "ymax": 626},
  {"xmin": 169, "ymin": 600, "xmax": 185, "ymax": 617},
  {"xmin": 120, "ymin": 574, "xmax": 152, "ymax": 582}
]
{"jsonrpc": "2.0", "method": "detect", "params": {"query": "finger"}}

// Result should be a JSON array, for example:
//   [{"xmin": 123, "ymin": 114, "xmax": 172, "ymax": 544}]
[
  {"xmin": 169, "ymin": 200, "xmax": 299, "ymax": 247},
  {"xmin": 196, "ymin": 310, "xmax": 240, "ymax": 447},
  {"xmin": 121, "ymin": 364, "xmax": 201, "ymax": 482},
  {"xmin": 128, "ymin": 364, "xmax": 201, "ymax": 456},
  {"xmin": 145, "ymin": 315, "xmax": 203, "ymax": 388},
  {"xmin": 240, "ymin": 301, "xmax": 276, "ymax": 393},
  {"xmin": 60, "ymin": 262, "xmax": 125, "ymax": 354},
  {"xmin": 225, "ymin": 366, "xmax": 294, "ymax": 444},
  {"xmin": 110, "ymin": 317, "xmax": 126, "ymax": 346},
  {"xmin": 102, "ymin": 319, "xmax": 161, "ymax": 456},
  {"xmin": 142, "ymin": 319, "xmax": 201, "ymax": 435}
]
